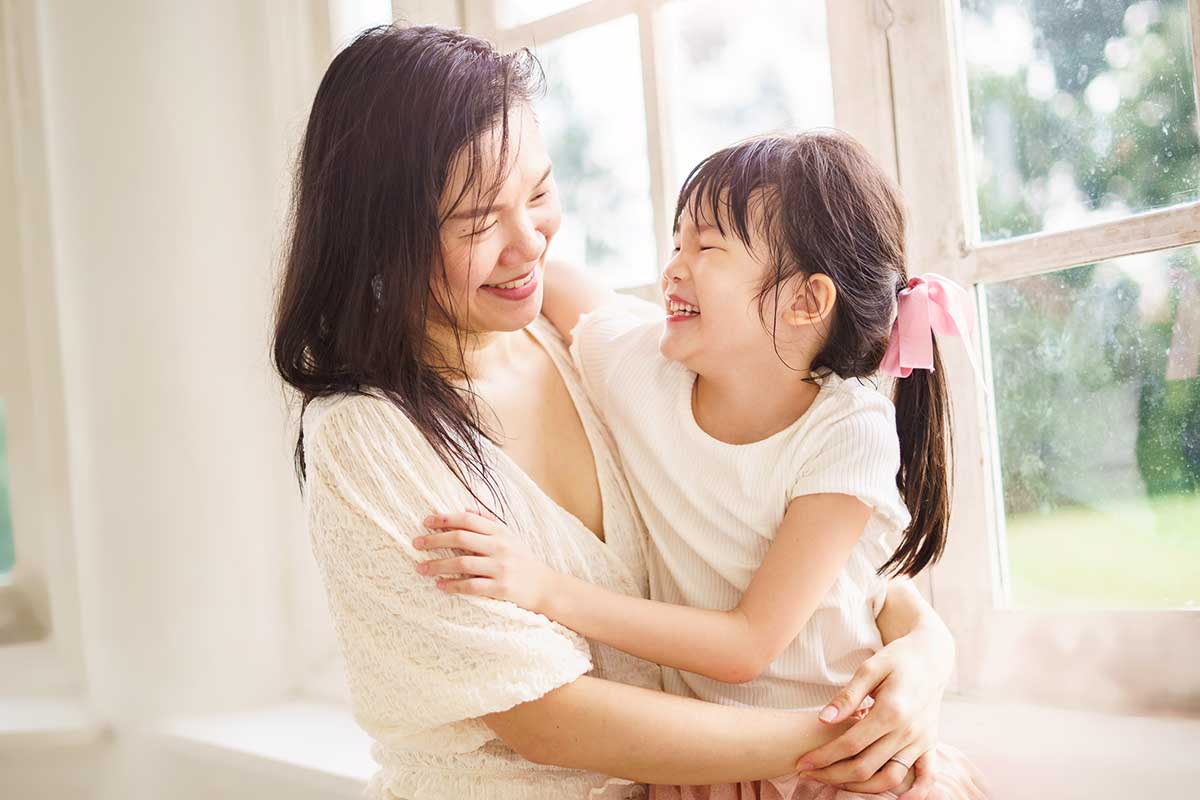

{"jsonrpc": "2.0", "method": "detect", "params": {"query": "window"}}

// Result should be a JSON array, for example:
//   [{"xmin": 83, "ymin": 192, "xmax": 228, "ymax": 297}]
[
  {"xmin": 465, "ymin": 0, "xmax": 840, "ymax": 288},
  {"xmin": 881, "ymin": 0, "xmax": 1200, "ymax": 709}
]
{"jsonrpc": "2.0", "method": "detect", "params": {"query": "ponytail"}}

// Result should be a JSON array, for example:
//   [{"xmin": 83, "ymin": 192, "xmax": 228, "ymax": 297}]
[{"xmin": 880, "ymin": 341, "xmax": 952, "ymax": 577}]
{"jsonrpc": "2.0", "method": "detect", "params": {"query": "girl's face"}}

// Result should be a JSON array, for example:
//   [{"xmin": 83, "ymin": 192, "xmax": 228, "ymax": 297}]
[
  {"xmin": 659, "ymin": 204, "xmax": 784, "ymax": 374},
  {"xmin": 435, "ymin": 104, "xmax": 561, "ymax": 335}
]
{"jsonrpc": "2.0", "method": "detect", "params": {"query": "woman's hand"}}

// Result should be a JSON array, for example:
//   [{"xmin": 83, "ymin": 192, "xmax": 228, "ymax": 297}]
[
  {"xmin": 414, "ymin": 509, "xmax": 557, "ymax": 614},
  {"xmin": 794, "ymin": 620, "xmax": 955, "ymax": 798}
]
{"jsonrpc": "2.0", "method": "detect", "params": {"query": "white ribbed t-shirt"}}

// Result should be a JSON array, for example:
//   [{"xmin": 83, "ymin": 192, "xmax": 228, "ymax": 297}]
[{"xmin": 570, "ymin": 297, "xmax": 913, "ymax": 712}]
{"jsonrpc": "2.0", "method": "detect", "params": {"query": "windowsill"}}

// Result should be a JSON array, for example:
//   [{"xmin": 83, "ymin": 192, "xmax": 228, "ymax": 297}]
[
  {"xmin": 940, "ymin": 698, "xmax": 1200, "ymax": 798},
  {"xmin": 0, "ymin": 694, "xmax": 107, "ymax": 750},
  {"xmin": 159, "ymin": 701, "xmax": 374, "ymax": 797},
  {"xmin": 158, "ymin": 698, "xmax": 1200, "ymax": 799}
]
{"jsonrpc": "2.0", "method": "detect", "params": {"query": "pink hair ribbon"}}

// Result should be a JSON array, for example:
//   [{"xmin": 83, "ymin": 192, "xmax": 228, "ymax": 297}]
[{"xmin": 880, "ymin": 273, "xmax": 982, "ymax": 383}]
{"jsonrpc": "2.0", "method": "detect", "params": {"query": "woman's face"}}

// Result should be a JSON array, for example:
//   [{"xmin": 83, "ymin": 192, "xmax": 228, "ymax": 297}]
[{"xmin": 435, "ymin": 104, "xmax": 561, "ymax": 335}]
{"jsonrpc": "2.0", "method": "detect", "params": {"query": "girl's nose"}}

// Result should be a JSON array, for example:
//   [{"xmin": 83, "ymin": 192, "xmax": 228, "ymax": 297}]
[{"xmin": 662, "ymin": 252, "xmax": 688, "ymax": 285}]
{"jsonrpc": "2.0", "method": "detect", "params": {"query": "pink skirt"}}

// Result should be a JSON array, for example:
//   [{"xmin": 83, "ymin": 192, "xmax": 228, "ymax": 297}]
[{"xmin": 650, "ymin": 774, "xmax": 900, "ymax": 800}]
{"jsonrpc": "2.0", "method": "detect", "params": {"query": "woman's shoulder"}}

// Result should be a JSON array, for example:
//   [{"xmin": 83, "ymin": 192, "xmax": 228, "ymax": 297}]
[{"xmin": 301, "ymin": 390, "xmax": 429, "ymax": 458}]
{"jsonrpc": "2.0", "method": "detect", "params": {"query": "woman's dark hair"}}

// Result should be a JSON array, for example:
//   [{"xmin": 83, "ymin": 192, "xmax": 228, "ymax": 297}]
[
  {"xmin": 674, "ymin": 130, "xmax": 952, "ymax": 578},
  {"xmin": 272, "ymin": 24, "xmax": 543, "ymax": 505}
]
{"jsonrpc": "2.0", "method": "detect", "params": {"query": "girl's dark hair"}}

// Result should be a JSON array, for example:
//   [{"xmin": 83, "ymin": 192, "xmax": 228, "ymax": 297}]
[
  {"xmin": 272, "ymin": 24, "xmax": 544, "ymax": 506},
  {"xmin": 674, "ymin": 131, "xmax": 951, "ymax": 578}
]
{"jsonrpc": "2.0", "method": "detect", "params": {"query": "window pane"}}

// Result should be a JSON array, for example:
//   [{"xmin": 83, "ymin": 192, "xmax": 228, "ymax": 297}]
[
  {"xmin": 663, "ymin": 0, "xmax": 835, "ymax": 186},
  {"xmin": 962, "ymin": 0, "xmax": 1199, "ymax": 241},
  {"xmin": 536, "ymin": 15, "xmax": 657, "ymax": 287},
  {"xmin": 0, "ymin": 400, "xmax": 13, "ymax": 576},
  {"xmin": 986, "ymin": 247, "xmax": 1200, "ymax": 609},
  {"xmin": 496, "ymin": 1, "xmax": 584, "ymax": 29}
]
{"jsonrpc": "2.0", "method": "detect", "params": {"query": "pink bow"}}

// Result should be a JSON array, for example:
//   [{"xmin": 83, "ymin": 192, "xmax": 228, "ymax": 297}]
[{"xmin": 880, "ymin": 273, "xmax": 976, "ymax": 378}]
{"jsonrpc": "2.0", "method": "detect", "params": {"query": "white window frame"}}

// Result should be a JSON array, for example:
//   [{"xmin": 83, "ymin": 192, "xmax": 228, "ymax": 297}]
[
  {"xmin": 0, "ymin": 0, "xmax": 86, "ymax": 698},
  {"xmin": 885, "ymin": 0, "xmax": 1200, "ymax": 711}
]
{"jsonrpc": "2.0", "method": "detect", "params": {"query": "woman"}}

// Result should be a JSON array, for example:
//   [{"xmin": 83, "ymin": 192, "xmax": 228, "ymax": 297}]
[{"xmin": 273, "ymin": 24, "xmax": 976, "ymax": 800}]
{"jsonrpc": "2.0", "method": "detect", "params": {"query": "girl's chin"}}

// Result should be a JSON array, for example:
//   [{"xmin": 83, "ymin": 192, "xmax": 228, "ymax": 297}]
[{"xmin": 658, "ymin": 331, "xmax": 694, "ymax": 365}]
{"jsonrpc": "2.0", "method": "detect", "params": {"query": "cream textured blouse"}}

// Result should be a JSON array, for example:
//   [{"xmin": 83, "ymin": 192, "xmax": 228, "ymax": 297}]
[{"xmin": 301, "ymin": 316, "xmax": 662, "ymax": 800}]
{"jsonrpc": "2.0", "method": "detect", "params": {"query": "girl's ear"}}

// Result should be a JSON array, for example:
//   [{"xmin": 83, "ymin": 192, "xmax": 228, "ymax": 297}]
[{"xmin": 782, "ymin": 273, "xmax": 837, "ymax": 329}]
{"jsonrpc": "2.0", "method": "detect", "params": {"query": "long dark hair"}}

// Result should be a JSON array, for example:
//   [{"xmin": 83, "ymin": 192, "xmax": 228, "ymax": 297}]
[
  {"xmin": 272, "ymin": 24, "xmax": 543, "ymax": 504},
  {"xmin": 674, "ymin": 131, "xmax": 952, "ymax": 578}
]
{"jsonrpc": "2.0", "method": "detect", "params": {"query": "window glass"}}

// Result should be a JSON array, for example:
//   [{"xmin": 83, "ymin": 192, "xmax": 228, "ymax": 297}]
[
  {"xmin": 536, "ymin": 14, "xmax": 657, "ymax": 286},
  {"xmin": 663, "ymin": 0, "xmax": 836, "ymax": 185},
  {"xmin": 986, "ymin": 245, "xmax": 1200, "ymax": 608},
  {"xmin": 961, "ymin": 0, "xmax": 1199, "ymax": 240}
]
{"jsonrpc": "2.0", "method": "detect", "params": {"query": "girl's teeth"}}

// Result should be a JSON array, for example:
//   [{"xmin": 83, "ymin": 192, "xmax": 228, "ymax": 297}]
[{"xmin": 668, "ymin": 301, "xmax": 700, "ymax": 315}]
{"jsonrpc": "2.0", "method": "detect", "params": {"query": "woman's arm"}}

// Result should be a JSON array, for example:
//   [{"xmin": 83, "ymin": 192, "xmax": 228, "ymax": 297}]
[
  {"xmin": 306, "ymin": 398, "xmax": 872, "ymax": 788},
  {"xmin": 419, "ymin": 494, "xmax": 870, "ymax": 684},
  {"xmin": 484, "ymin": 674, "xmax": 870, "ymax": 786},
  {"xmin": 540, "ymin": 258, "xmax": 615, "ymax": 343},
  {"xmin": 794, "ymin": 579, "xmax": 954, "ymax": 796}
]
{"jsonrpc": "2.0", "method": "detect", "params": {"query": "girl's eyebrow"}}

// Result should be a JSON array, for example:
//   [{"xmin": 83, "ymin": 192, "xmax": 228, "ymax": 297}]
[{"xmin": 448, "ymin": 165, "xmax": 553, "ymax": 220}]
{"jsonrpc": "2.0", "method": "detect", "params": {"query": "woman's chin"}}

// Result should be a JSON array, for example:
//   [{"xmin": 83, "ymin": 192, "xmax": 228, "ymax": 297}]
[{"xmin": 474, "ymin": 283, "xmax": 545, "ymax": 332}]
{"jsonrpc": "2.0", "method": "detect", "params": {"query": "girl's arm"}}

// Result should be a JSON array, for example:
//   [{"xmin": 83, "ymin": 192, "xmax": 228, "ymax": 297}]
[
  {"xmin": 540, "ymin": 257, "xmax": 616, "ymax": 343},
  {"xmin": 417, "ymin": 493, "xmax": 871, "ymax": 685},
  {"xmin": 482, "ymin": 673, "xmax": 871, "ymax": 786}
]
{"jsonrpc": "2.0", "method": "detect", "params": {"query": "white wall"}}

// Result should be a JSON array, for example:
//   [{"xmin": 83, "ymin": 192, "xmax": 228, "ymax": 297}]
[{"xmin": 0, "ymin": 1, "xmax": 468, "ymax": 797}]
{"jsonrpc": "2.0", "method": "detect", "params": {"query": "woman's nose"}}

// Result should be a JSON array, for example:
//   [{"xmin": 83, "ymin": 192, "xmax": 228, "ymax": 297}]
[{"xmin": 502, "ymin": 215, "xmax": 546, "ymax": 265}]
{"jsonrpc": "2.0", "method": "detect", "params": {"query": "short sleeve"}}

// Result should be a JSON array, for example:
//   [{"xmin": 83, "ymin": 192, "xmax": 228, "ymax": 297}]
[
  {"xmin": 303, "ymin": 395, "xmax": 593, "ymax": 751},
  {"xmin": 568, "ymin": 294, "xmax": 662, "ymax": 415},
  {"xmin": 786, "ymin": 390, "xmax": 913, "ymax": 534}
]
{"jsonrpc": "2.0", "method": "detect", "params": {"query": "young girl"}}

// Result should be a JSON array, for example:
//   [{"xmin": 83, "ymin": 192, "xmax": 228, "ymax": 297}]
[{"xmin": 413, "ymin": 131, "xmax": 980, "ymax": 800}]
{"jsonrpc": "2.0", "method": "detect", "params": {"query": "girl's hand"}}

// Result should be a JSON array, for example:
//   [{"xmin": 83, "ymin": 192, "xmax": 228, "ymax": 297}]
[
  {"xmin": 794, "ymin": 621, "xmax": 955, "ymax": 798},
  {"xmin": 414, "ymin": 510, "xmax": 556, "ymax": 614}
]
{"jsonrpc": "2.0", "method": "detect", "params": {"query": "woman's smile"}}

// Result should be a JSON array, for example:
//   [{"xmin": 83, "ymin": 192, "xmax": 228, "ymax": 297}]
[{"xmin": 481, "ymin": 265, "xmax": 540, "ymax": 301}]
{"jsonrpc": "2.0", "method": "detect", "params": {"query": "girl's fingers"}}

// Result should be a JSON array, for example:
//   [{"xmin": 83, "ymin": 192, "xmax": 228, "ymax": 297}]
[
  {"xmin": 425, "ymin": 511, "xmax": 503, "ymax": 535},
  {"xmin": 436, "ymin": 577, "xmax": 495, "ymax": 596},
  {"xmin": 472, "ymin": 506, "xmax": 501, "ymax": 522},
  {"xmin": 800, "ymin": 730, "xmax": 903, "ymax": 788},
  {"xmin": 417, "ymin": 555, "xmax": 497, "ymax": 578},
  {"xmin": 412, "ymin": 529, "xmax": 496, "ymax": 555}
]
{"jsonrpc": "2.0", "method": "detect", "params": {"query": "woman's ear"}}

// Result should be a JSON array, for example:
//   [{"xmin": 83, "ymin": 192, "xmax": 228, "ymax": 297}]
[{"xmin": 782, "ymin": 273, "xmax": 837, "ymax": 329}]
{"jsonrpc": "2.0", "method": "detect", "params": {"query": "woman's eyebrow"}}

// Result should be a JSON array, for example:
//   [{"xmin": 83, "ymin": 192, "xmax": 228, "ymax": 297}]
[{"xmin": 448, "ymin": 166, "xmax": 553, "ymax": 220}]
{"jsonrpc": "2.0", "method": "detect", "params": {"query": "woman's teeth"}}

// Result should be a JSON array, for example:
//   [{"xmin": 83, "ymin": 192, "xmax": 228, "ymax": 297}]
[
  {"xmin": 486, "ymin": 271, "xmax": 535, "ymax": 290},
  {"xmin": 668, "ymin": 300, "xmax": 700, "ymax": 316}
]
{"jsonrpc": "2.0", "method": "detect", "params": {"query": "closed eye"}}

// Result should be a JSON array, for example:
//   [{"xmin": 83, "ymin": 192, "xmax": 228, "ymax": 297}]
[{"xmin": 462, "ymin": 220, "xmax": 498, "ymax": 238}]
